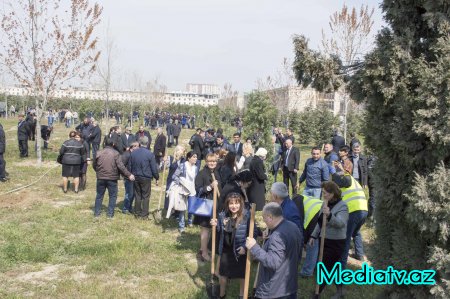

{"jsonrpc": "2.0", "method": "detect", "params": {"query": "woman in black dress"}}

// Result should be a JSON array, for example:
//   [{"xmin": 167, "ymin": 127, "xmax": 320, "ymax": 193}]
[
  {"xmin": 75, "ymin": 132, "xmax": 89, "ymax": 191},
  {"xmin": 59, "ymin": 131, "xmax": 86, "ymax": 193},
  {"xmin": 218, "ymin": 151, "xmax": 236, "ymax": 189},
  {"xmin": 247, "ymin": 147, "xmax": 268, "ymax": 211},
  {"xmin": 210, "ymin": 192, "xmax": 260, "ymax": 299},
  {"xmin": 218, "ymin": 169, "xmax": 253, "ymax": 212},
  {"xmin": 194, "ymin": 153, "xmax": 222, "ymax": 262}
]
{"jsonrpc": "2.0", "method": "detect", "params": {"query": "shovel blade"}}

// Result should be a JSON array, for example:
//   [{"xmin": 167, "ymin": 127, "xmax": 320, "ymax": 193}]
[{"xmin": 206, "ymin": 281, "xmax": 220, "ymax": 298}]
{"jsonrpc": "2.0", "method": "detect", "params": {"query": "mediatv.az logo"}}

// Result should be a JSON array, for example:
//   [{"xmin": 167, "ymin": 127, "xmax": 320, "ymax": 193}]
[{"xmin": 317, "ymin": 263, "xmax": 436, "ymax": 285}]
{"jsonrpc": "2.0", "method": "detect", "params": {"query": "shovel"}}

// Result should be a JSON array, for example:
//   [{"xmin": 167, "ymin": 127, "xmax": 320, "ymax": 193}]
[
  {"xmin": 207, "ymin": 182, "xmax": 220, "ymax": 298},
  {"xmin": 153, "ymin": 159, "xmax": 167, "ymax": 222},
  {"xmin": 313, "ymin": 199, "xmax": 328, "ymax": 299},
  {"xmin": 243, "ymin": 203, "xmax": 256, "ymax": 299}
]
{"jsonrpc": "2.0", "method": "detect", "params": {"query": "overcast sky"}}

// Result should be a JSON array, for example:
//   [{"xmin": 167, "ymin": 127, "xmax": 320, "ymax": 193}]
[{"xmin": 94, "ymin": 0, "xmax": 385, "ymax": 93}]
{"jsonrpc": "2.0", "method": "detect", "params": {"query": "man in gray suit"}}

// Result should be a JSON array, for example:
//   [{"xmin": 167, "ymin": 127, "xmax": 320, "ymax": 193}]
[{"xmin": 282, "ymin": 139, "xmax": 300, "ymax": 195}]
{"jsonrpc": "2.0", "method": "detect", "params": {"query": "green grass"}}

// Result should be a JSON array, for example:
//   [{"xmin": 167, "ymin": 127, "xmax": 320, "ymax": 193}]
[{"xmin": 0, "ymin": 118, "xmax": 381, "ymax": 298}]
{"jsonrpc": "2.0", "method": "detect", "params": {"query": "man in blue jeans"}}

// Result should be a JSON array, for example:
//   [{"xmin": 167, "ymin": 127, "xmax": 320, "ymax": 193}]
[
  {"xmin": 93, "ymin": 138, "xmax": 135, "ymax": 218},
  {"xmin": 332, "ymin": 162, "xmax": 368, "ymax": 265},
  {"xmin": 298, "ymin": 147, "xmax": 330, "ymax": 198}
]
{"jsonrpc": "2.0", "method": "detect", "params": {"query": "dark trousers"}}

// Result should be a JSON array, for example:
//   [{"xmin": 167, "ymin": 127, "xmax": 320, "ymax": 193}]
[
  {"xmin": 0, "ymin": 153, "xmax": 5, "ymax": 178},
  {"xmin": 92, "ymin": 143, "xmax": 100, "ymax": 159},
  {"xmin": 94, "ymin": 179, "xmax": 118, "ymax": 217},
  {"xmin": 18, "ymin": 139, "xmax": 28, "ymax": 157},
  {"xmin": 134, "ymin": 176, "xmax": 152, "ymax": 218},
  {"xmin": 174, "ymin": 135, "xmax": 179, "ymax": 146},
  {"xmin": 282, "ymin": 166, "xmax": 297, "ymax": 195}
]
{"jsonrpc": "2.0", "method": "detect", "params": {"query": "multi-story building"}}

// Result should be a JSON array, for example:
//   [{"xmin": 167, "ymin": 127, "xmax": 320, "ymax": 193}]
[
  {"xmin": 249, "ymin": 85, "xmax": 343, "ymax": 116},
  {"xmin": 186, "ymin": 83, "xmax": 220, "ymax": 96},
  {"xmin": 0, "ymin": 85, "xmax": 219, "ymax": 107}
]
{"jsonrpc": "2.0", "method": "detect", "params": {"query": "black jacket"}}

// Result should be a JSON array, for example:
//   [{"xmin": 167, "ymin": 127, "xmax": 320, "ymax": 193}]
[
  {"xmin": 351, "ymin": 154, "xmax": 369, "ymax": 187},
  {"xmin": 154, "ymin": 134, "xmax": 167, "ymax": 157},
  {"xmin": 17, "ymin": 120, "xmax": 31, "ymax": 141},
  {"xmin": 76, "ymin": 122, "xmax": 93, "ymax": 140},
  {"xmin": 90, "ymin": 126, "xmax": 102, "ymax": 144},
  {"xmin": 59, "ymin": 138, "xmax": 86, "ymax": 165},
  {"xmin": 331, "ymin": 135, "xmax": 345, "ymax": 153},
  {"xmin": 173, "ymin": 124, "xmax": 182, "ymax": 137},
  {"xmin": 191, "ymin": 134, "xmax": 205, "ymax": 159},
  {"xmin": 282, "ymin": 146, "xmax": 300, "ymax": 172},
  {"xmin": 135, "ymin": 130, "xmax": 152, "ymax": 149},
  {"xmin": 0, "ymin": 124, "xmax": 5, "ymax": 154},
  {"xmin": 121, "ymin": 133, "xmax": 137, "ymax": 148},
  {"xmin": 248, "ymin": 156, "xmax": 267, "ymax": 211},
  {"xmin": 195, "ymin": 166, "xmax": 222, "ymax": 200}
]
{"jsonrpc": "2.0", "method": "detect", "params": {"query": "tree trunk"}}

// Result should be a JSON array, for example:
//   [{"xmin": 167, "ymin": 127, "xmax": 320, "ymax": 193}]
[{"xmin": 35, "ymin": 95, "xmax": 43, "ymax": 166}]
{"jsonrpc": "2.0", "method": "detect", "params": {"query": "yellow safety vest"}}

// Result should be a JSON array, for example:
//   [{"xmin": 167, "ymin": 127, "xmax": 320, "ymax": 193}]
[
  {"xmin": 340, "ymin": 175, "xmax": 368, "ymax": 213},
  {"xmin": 303, "ymin": 196, "xmax": 322, "ymax": 229}
]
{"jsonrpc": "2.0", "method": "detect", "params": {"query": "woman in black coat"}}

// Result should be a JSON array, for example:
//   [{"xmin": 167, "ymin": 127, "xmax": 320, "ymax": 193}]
[
  {"xmin": 218, "ymin": 169, "xmax": 253, "ymax": 212},
  {"xmin": 194, "ymin": 153, "xmax": 222, "ymax": 262},
  {"xmin": 247, "ymin": 147, "xmax": 268, "ymax": 211},
  {"xmin": 59, "ymin": 131, "xmax": 86, "ymax": 193}
]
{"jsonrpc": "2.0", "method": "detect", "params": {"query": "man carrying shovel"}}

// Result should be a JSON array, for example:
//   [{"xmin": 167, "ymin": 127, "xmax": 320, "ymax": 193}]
[{"xmin": 245, "ymin": 202, "xmax": 302, "ymax": 299}]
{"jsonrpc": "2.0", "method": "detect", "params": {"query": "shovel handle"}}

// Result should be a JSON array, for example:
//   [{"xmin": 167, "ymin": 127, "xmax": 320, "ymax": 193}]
[
  {"xmin": 314, "ymin": 199, "xmax": 328, "ymax": 296},
  {"xmin": 157, "ymin": 158, "xmax": 167, "ymax": 210},
  {"xmin": 243, "ymin": 203, "xmax": 256, "ymax": 299},
  {"xmin": 211, "ymin": 181, "xmax": 218, "ymax": 276}
]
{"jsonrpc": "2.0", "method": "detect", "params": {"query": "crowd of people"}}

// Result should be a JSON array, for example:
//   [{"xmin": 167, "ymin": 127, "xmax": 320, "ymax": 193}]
[{"xmin": 0, "ymin": 108, "xmax": 376, "ymax": 299}]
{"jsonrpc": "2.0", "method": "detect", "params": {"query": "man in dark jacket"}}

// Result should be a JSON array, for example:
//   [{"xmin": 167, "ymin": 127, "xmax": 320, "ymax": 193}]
[
  {"xmin": 173, "ymin": 119, "xmax": 182, "ymax": 146},
  {"xmin": 93, "ymin": 138, "xmax": 135, "ymax": 218},
  {"xmin": 190, "ymin": 128, "xmax": 204, "ymax": 168},
  {"xmin": 76, "ymin": 118, "xmax": 93, "ymax": 157},
  {"xmin": 282, "ymin": 139, "xmax": 300, "ymax": 196},
  {"xmin": 90, "ymin": 121, "xmax": 102, "ymax": 159},
  {"xmin": 128, "ymin": 136, "xmax": 159, "ymax": 219},
  {"xmin": 0, "ymin": 123, "xmax": 7, "ymax": 182},
  {"xmin": 121, "ymin": 127, "xmax": 137, "ymax": 150},
  {"xmin": 246, "ymin": 202, "xmax": 302, "ymax": 299},
  {"xmin": 331, "ymin": 130, "xmax": 345, "ymax": 154},
  {"xmin": 153, "ymin": 127, "xmax": 166, "ymax": 167},
  {"xmin": 166, "ymin": 119, "xmax": 174, "ymax": 148},
  {"xmin": 135, "ymin": 125, "xmax": 151, "ymax": 149},
  {"xmin": 350, "ymin": 143, "xmax": 368, "ymax": 188},
  {"xmin": 17, "ymin": 113, "xmax": 31, "ymax": 157}
]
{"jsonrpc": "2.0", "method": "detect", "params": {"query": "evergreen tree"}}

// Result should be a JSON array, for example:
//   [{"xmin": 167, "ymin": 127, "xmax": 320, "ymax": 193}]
[
  {"xmin": 243, "ymin": 91, "xmax": 277, "ymax": 152},
  {"xmin": 350, "ymin": 1, "xmax": 450, "ymax": 297}
]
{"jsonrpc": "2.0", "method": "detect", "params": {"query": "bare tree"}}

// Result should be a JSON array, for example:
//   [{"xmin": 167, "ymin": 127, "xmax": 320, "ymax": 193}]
[
  {"xmin": 146, "ymin": 76, "xmax": 167, "ymax": 113},
  {"xmin": 0, "ymin": 0, "xmax": 102, "ymax": 165},
  {"xmin": 220, "ymin": 82, "xmax": 239, "ymax": 109},
  {"xmin": 96, "ymin": 23, "xmax": 116, "ymax": 133},
  {"xmin": 321, "ymin": 4, "xmax": 374, "ymax": 142}
]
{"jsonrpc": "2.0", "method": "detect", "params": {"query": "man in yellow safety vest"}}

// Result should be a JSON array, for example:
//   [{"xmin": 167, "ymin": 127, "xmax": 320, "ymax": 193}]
[
  {"xmin": 331, "ymin": 161, "xmax": 368, "ymax": 266},
  {"xmin": 293, "ymin": 194, "xmax": 323, "ymax": 277}
]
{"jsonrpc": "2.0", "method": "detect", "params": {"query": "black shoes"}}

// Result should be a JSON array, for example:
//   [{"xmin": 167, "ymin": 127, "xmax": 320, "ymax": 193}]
[{"xmin": 0, "ymin": 177, "xmax": 8, "ymax": 182}]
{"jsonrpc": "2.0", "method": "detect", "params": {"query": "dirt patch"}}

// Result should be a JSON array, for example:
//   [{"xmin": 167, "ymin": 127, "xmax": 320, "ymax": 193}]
[
  {"xmin": 13, "ymin": 160, "xmax": 58, "ymax": 168},
  {"xmin": 0, "ymin": 190, "xmax": 36, "ymax": 208},
  {"xmin": 16, "ymin": 264, "xmax": 62, "ymax": 284}
]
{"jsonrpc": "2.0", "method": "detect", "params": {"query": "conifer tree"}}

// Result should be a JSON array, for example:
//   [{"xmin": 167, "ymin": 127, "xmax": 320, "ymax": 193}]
[{"xmin": 350, "ymin": 1, "xmax": 450, "ymax": 297}]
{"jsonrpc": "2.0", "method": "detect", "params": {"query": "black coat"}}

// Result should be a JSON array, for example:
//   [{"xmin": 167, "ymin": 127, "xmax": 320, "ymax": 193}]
[
  {"xmin": 90, "ymin": 126, "xmax": 102, "ymax": 144},
  {"xmin": 247, "ymin": 156, "xmax": 267, "ymax": 211},
  {"xmin": 17, "ymin": 120, "xmax": 30, "ymax": 141},
  {"xmin": 173, "ymin": 124, "xmax": 182, "ymax": 137},
  {"xmin": 0, "ymin": 124, "xmax": 5, "ymax": 154},
  {"xmin": 195, "ymin": 166, "xmax": 222, "ymax": 200},
  {"xmin": 154, "ymin": 134, "xmax": 167, "ymax": 157},
  {"xmin": 135, "ymin": 130, "xmax": 152, "ymax": 149},
  {"xmin": 121, "ymin": 133, "xmax": 137, "ymax": 148},
  {"xmin": 351, "ymin": 154, "xmax": 369, "ymax": 187},
  {"xmin": 191, "ymin": 134, "xmax": 205, "ymax": 160},
  {"xmin": 332, "ymin": 135, "xmax": 345, "ymax": 153},
  {"xmin": 218, "ymin": 164, "xmax": 235, "ymax": 189},
  {"xmin": 60, "ymin": 138, "xmax": 86, "ymax": 165},
  {"xmin": 282, "ymin": 146, "xmax": 300, "ymax": 171}
]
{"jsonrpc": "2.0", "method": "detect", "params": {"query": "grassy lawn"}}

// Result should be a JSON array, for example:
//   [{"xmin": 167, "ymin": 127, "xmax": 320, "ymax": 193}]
[{"xmin": 0, "ymin": 117, "xmax": 381, "ymax": 298}]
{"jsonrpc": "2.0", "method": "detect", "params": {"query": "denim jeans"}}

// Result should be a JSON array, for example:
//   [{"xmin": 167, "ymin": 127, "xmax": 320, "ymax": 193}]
[
  {"xmin": 123, "ymin": 179, "xmax": 134, "ymax": 212},
  {"xmin": 178, "ymin": 211, "xmax": 193, "ymax": 231},
  {"xmin": 302, "ymin": 187, "xmax": 322, "ymax": 198},
  {"xmin": 300, "ymin": 238, "xmax": 319, "ymax": 276},
  {"xmin": 341, "ymin": 210, "xmax": 368, "ymax": 267},
  {"xmin": 94, "ymin": 179, "xmax": 118, "ymax": 217}
]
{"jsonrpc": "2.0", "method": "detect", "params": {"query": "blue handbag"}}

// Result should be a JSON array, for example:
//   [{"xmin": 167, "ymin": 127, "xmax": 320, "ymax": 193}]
[{"xmin": 188, "ymin": 196, "xmax": 213, "ymax": 217}]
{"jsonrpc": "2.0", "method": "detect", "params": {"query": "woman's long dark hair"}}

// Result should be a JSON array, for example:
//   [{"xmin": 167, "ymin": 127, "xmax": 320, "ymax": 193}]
[
  {"xmin": 223, "ymin": 151, "xmax": 237, "ymax": 169},
  {"xmin": 224, "ymin": 192, "xmax": 245, "ymax": 226}
]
